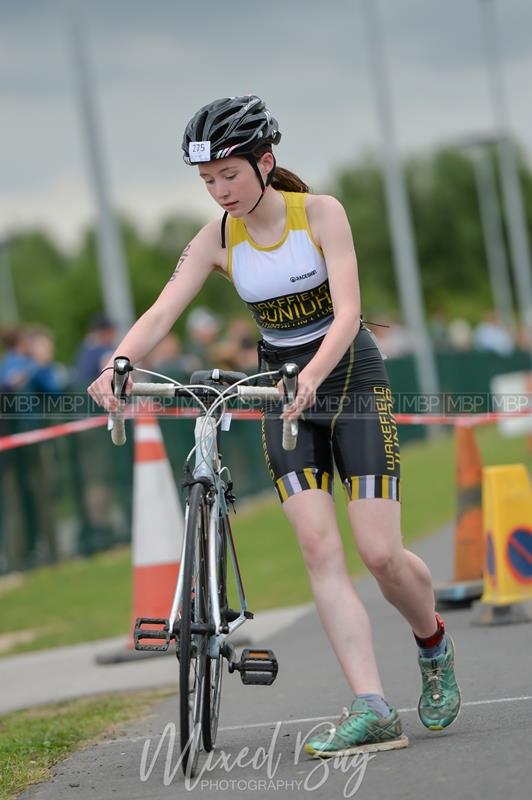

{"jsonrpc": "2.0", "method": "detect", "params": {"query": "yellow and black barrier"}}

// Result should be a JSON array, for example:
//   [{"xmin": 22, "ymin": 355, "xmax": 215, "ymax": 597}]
[{"xmin": 474, "ymin": 464, "xmax": 532, "ymax": 625}]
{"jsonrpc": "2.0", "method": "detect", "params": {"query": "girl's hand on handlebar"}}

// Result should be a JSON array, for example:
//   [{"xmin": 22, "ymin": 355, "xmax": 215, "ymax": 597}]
[
  {"xmin": 280, "ymin": 370, "xmax": 318, "ymax": 422},
  {"xmin": 87, "ymin": 368, "xmax": 130, "ymax": 412}
]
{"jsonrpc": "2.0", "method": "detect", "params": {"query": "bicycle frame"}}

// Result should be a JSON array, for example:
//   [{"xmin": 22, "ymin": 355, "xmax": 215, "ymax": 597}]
[
  {"xmin": 168, "ymin": 414, "xmax": 249, "ymax": 657},
  {"xmin": 110, "ymin": 357, "xmax": 299, "ymax": 657}
]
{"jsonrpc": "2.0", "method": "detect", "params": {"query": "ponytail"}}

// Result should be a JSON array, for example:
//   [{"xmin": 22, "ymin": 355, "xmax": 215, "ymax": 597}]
[
  {"xmin": 271, "ymin": 167, "xmax": 309, "ymax": 193},
  {"xmin": 251, "ymin": 144, "xmax": 310, "ymax": 193}
]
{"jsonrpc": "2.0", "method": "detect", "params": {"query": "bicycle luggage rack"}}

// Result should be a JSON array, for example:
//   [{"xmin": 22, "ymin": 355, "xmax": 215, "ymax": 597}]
[
  {"xmin": 228, "ymin": 648, "xmax": 279, "ymax": 686},
  {"xmin": 134, "ymin": 617, "xmax": 174, "ymax": 652}
]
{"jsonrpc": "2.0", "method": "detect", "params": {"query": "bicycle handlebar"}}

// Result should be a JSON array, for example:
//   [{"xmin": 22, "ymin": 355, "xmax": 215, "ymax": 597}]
[{"xmin": 108, "ymin": 358, "xmax": 300, "ymax": 450}]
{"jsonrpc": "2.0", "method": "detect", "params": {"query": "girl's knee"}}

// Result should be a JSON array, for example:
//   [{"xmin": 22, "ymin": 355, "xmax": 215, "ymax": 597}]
[
  {"xmin": 358, "ymin": 539, "xmax": 404, "ymax": 578},
  {"xmin": 295, "ymin": 525, "xmax": 345, "ymax": 574}
]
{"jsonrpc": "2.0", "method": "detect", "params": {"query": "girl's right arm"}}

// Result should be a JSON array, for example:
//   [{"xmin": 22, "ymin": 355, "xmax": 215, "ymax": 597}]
[{"xmin": 88, "ymin": 220, "xmax": 221, "ymax": 410}]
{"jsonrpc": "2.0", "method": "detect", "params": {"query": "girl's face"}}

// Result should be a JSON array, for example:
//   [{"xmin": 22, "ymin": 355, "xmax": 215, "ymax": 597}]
[{"xmin": 198, "ymin": 153, "xmax": 273, "ymax": 216}]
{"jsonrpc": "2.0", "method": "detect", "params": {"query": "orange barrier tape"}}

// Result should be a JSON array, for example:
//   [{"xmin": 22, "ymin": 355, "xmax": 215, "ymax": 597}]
[{"xmin": 0, "ymin": 407, "xmax": 530, "ymax": 452}]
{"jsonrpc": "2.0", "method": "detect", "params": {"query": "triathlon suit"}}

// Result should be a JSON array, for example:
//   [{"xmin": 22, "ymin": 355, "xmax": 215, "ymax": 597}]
[{"xmin": 224, "ymin": 190, "xmax": 401, "ymax": 504}]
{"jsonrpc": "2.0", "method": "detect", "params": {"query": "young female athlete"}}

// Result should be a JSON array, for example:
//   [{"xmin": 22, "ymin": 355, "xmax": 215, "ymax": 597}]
[{"xmin": 88, "ymin": 95, "xmax": 461, "ymax": 757}]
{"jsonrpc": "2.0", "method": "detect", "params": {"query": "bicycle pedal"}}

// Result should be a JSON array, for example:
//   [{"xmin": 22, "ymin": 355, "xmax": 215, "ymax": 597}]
[
  {"xmin": 134, "ymin": 617, "xmax": 173, "ymax": 652},
  {"xmin": 232, "ymin": 648, "xmax": 278, "ymax": 686}
]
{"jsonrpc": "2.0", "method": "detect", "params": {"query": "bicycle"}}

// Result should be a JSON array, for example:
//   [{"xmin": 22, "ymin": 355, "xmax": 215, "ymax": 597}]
[{"xmin": 108, "ymin": 356, "xmax": 299, "ymax": 777}]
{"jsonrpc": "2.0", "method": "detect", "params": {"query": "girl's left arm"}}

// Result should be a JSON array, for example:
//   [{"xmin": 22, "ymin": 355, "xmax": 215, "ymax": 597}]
[{"xmin": 282, "ymin": 195, "xmax": 361, "ymax": 421}]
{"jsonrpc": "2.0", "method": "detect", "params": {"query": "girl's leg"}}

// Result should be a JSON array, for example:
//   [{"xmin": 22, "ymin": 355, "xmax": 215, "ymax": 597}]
[
  {"xmin": 347, "ymin": 497, "xmax": 438, "ymax": 638},
  {"xmin": 347, "ymin": 497, "xmax": 462, "ymax": 731},
  {"xmin": 281, "ymin": 488, "xmax": 385, "ymax": 696}
]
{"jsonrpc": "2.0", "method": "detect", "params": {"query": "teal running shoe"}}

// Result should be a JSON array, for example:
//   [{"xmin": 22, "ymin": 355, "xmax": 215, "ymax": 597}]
[
  {"xmin": 304, "ymin": 697, "xmax": 408, "ymax": 758},
  {"xmin": 418, "ymin": 634, "xmax": 462, "ymax": 730}
]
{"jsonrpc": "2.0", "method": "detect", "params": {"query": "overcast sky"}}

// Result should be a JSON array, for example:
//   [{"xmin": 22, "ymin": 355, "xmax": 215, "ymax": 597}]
[{"xmin": 1, "ymin": 0, "xmax": 531, "ymax": 247}]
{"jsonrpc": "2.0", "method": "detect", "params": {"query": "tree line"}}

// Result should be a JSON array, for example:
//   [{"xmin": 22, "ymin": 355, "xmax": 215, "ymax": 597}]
[{"xmin": 5, "ymin": 145, "xmax": 531, "ymax": 363}]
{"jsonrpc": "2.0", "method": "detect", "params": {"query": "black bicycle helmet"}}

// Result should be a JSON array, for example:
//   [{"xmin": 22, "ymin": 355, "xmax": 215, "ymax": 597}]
[
  {"xmin": 182, "ymin": 95, "xmax": 281, "ymax": 165},
  {"xmin": 182, "ymin": 95, "xmax": 281, "ymax": 216}
]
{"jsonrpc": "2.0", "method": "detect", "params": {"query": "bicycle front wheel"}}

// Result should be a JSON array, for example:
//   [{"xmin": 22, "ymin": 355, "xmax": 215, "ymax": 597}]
[
  {"xmin": 178, "ymin": 482, "xmax": 209, "ymax": 778},
  {"xmin": 202, "ymin": 509, "xmax": 227, "ymax": 751}
]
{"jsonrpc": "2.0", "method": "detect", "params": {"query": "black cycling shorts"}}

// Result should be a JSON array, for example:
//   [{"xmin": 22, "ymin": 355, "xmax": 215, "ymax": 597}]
[{"xmin": 257, "ymin": 326, "xmax": 401, "ymax": 504}]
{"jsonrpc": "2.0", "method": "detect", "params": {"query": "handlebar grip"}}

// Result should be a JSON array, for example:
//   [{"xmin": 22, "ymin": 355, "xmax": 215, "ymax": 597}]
[
  {"xmin": 280, "ymin": 362, "xmax": 299, "ymax": 451},
  {"xmin": 109, "ymin": 406, "xmax": 126, "ymax": 446},
  {"xmin": 110, "ymin": 357, "xmax": 131, "ymax": 446},
  {"xmin": 282, "ymin": 419, "xmax": 298, "ymax": 451}
]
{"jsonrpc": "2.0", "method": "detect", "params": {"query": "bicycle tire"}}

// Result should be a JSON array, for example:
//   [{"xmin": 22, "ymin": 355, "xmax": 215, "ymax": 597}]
[
  {"xmin": 177, "ymin": 482, "xmax": 209, "ymax": 778},
  {"xmin": 202, "ymin": 509, "xmax": 227, "ymax": 751}
]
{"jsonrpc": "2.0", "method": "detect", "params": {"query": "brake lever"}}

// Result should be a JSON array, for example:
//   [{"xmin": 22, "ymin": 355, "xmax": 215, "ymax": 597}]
[{"xmin": 112, "ymin": 356, "xmax": 131, "ymax": 398}]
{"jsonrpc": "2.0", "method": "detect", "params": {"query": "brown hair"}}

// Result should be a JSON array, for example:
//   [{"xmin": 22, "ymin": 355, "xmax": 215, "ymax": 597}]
[
  {"xmin": 1, "ymin": 325, "xmax": 25, "ymax": 351},
  {"xmin": 252, "ymin": 145, "xmax": 310, "ymax": 193}
]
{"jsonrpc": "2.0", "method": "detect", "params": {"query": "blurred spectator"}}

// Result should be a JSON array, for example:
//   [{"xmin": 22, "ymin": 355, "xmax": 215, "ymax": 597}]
[
  {"xmin": 211, "ymin": 316, "xmax": 258, "ymax": 371},
  {"xmin": 448, "ymin": 318, "xmax": 473, "ymax": 351},
  {"xmin": 0, "ymin": 325, "xmax": 67, "ymax": 394},
  {"xmin": 143, "ymin": 332, "xmax": 198, "ymax": 379},
  {"xmin": 0, "ymin": 325, "xmax": 64, "ymax": 567},
  {"xmin": 428, "ymin": 309, "xmax": 450, "ymax": 351},
  {"xmin": 74, "ymin": 313, "xmax": 117, "ymax": 384},
  {"xmin": 473, "ymin": 310, "xmax": 514, "ymax": 356},
  {"xmin": 184, "ymin": 306, "xmax": 221, "ymax": 368},
  {"xmin": 515, "ymin": 320, "xmax": 532, "ymax": 352},
  {"xmin": 25, "ymin": 325, "xmax": 69, "ymax": 393},
  {"xmin": 0, "ymin": 326, "xmax": 34, "ymax": 390},
  {"xmin": 369, "ymin": 313, "xmax": 413, "ymax": 358}
]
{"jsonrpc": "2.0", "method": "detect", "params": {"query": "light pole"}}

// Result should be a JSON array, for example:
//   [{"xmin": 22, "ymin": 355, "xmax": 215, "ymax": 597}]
[
  {"xmin": 478, "ymin": 0, "xmax": 532, "ymax": 345},
  {"xmin": 360, "ymin": 0, "xmax": 440, "ymax": 403},
  {"xmin": 67, "ymin": 8, "xmax": 135, "ymax": 335},
  {"xmin": 471, "ymin": 148, "xmax": 514, "ymax": 331},
  {"xmin": 457, "ymin": 138, "xmax": 514, "ymax": 332}
]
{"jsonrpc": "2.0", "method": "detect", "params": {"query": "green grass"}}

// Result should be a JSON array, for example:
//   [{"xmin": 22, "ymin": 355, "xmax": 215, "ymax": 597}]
[
  {"xmin": 0, "ymin": 547, "xmax": 132, "ymax": 657},
  {"xmin": 0, "ymin": 426, "xmax": 530, "ymax": 656},
  {"xmin": 0, "ymin": 688, "xmax": 174, "ymax": 800}
]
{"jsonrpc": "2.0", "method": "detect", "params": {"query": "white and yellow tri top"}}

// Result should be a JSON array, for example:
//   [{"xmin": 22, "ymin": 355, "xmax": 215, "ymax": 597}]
[{"xmin": 226, "ymin": 191, "xmax": 334, "ymax": 347}]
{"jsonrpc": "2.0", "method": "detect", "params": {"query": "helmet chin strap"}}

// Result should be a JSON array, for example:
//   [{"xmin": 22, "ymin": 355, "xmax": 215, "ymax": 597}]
[{"xmin": 244, "ymin": 154, "xmax": 277, "ymax": 214}]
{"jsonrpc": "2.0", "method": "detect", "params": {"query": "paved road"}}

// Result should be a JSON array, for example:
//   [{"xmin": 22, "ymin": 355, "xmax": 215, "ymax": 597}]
[
  {"xmin": 1, "ymin": 604, "xmax": 311, "ymax": 715},
  {"xmin": 19, "ymin": 525, "xmax": 532, "ymax": 800}
]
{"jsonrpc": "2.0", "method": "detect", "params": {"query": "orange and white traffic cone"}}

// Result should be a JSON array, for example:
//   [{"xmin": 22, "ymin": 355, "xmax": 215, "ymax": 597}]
[
  {"xmin": 128, "ymin": 413, "xmax": 184, "ymax": 648},
  {"xmin": 434, "ymin": 423, "xmax": 484, "ymax": 608}
]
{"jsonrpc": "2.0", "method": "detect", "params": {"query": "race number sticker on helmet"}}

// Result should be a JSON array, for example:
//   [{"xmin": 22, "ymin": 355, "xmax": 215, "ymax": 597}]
[{"xmin": 188, "ymin": 141, "xmax": 211, "ymax": 163}]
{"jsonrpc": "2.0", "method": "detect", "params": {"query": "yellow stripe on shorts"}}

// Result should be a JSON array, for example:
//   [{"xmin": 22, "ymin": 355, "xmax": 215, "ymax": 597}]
[
  {"xmin": 276, "ymin": 479, "xmax": 289, "ymax": 502},
  {"xmin": 303, "ymin": 467, "xmax": 318, "ymax": 490}
]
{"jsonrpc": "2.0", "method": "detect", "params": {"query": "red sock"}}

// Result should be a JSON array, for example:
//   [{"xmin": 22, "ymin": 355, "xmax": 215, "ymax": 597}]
[{"xmin": 413, "ymin": 612, "xmax": 445, "ymax": 648}]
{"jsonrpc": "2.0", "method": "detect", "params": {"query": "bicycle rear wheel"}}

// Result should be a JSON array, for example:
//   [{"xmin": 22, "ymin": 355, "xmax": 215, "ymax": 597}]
[
  {"xmin": 202, "ymin": 510, "xmax": 228, "ymax": 751},
  {"xmin": 177, "ymin": 482, "xmax": 209, "ymax": 777}
]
